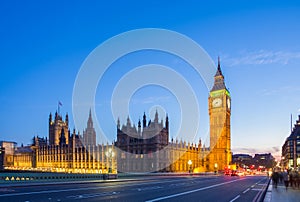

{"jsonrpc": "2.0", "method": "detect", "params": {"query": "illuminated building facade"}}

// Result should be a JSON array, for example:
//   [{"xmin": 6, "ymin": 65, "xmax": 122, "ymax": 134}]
[
  {"xmin": 115, "ymin": 59, "xmax": 231, "ymax": 172},
  {"xmin": 115, "ymin": 112, "xmax": 210, "ymax": 173},
  {"xmin": 49, "ymin": 112, "xmax": 69, "ymax": 145},
  {"xmin": 0, "ymin": 145, "xmax": 4, "ymax": 170},
  {"xmin": 0, "ymin": 141, "xmax": 17, "ymax": 168},
  {"xmin": 10, "ymin": 111, "xmax": 116, "ymax": 174},
  {"xmin": 13, "ymin": 146, "xmax": 34, "ymax": 169},
  {"xmin": 208, "ymin": 58, "xmax": 231, "ymax": 171},
  {"xmin": 282, "ymin": 115, "xmax": 300, "ymax": 169},
  {"xmin": 82, "ymin": 109, "xmax": 96, "ymax": 146}
]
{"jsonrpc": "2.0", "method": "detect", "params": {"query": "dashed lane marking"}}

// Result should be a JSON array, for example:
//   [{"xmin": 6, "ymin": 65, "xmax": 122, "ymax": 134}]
[
  {"xmin": 136, "ymin": 186, "xmax": 162, "ymax": 191},
  {"xmin": 0, "ymin": 188, "xmax": 15, "ymax": 192},
  {"xmin": 229, "ymin": 195, "xmax": 240, "ymax": 202},
  {"xmin": 243, "ymin": 188, "xmax": 250, "ymax": 194},
  {"xmin": 66, "ymin": 191, "xmax": 119, "ymax": 199}
]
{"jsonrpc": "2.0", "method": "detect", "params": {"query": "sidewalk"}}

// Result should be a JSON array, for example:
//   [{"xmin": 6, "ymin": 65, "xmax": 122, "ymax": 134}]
[{"xmin": 264, "ymin": 180, "xmax": 300, "ymax": 202}]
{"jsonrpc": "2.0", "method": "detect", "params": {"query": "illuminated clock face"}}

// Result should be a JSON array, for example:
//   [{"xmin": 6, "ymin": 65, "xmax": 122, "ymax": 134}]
[
  {"xmin": 227, "ymin": 98, "xmax": 231, "ymax": 109},
  {"xmin": 212, "ymin": 98, "xmax": 222, "ymax": 107}
]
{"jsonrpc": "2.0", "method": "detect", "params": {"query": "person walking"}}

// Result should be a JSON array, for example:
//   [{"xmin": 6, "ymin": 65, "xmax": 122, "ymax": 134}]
[
  {"xmin": 282, "ymin": 170, "xmax": 289, "ymax": 191},
  {"xmin": 272, "ymin": 171, "xmax": 279, "ymax": 188},
  {"xmin": 279, "ymin": 171, "xmax": 283, "ymax": 183}
]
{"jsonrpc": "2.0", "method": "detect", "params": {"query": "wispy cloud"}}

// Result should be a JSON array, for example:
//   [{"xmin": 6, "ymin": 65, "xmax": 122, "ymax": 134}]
[
  {"xmin": 260, "ymin": 86, "xmax": 300, "ymax": 96},
  {"xmin": 223, "ymin": 50, "xmax": 300, "ymax": 66}
]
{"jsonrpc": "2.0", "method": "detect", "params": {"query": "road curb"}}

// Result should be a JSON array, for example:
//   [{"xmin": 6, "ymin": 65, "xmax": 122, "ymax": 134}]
[
  {"xmin": 263, "ymin": 184, "xmax": 272, "ymax": 202},
  {"xmin": 253, "ymin": 177, "xmax": 270, "ymax": 202}
]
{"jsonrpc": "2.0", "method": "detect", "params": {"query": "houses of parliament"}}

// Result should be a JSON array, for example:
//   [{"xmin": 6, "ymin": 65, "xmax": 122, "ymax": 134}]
[
  {"xmin": 115, "ymin": 58, "xmax": 231, "ymax": 172},
  {"xmin": 7, "ymin": 110, "xmax": 117, "ymax": 174},
  {"xmin": 1, "ymin": 59, "xmax": 231, "ymax": 173}
]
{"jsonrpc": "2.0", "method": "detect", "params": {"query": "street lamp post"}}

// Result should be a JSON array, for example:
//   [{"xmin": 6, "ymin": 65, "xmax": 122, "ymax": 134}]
[
  {"xmin": 188, "ymin": 160, "xmax": 192, "ymax": 174},
  {"xmin": 214, "ymin": 163, "xmax": 218, "ymax": 174}
]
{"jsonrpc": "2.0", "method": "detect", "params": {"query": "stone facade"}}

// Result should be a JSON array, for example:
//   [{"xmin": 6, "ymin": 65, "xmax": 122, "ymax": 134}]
[
  {"xmin": 115, "ymin": 58, "xmax": 232, "ymax": 173},
  {"xmin": 82, "ymin": 109, "xmax": 96, "ymax": 146},
  {"xmin": 115, "ymin": 112, "xmax": 211, "ymax": 173},
  {"xmin": 208, "ymin": 58, "xmax": 232, "ymax": 171},
  {"xmin": 11, "ymin": 111, "xmax": 116, "ymax": 174},
  {"xmin": 49, "ymin": 112, "xmax": 69, "ymax": 145},
  {"xmin": 282, "ymin": 115, "xmax": 300, "ymax": 169}
]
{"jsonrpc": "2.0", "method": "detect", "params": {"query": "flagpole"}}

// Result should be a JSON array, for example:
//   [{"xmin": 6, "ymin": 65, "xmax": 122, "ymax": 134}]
[
  {"xmin": 58, "ymin": 102, "xmax": 60, "ymax": 115},
  {"xmin": 58, "ymin": 101, "xmax": 62, "ymax": 116}
]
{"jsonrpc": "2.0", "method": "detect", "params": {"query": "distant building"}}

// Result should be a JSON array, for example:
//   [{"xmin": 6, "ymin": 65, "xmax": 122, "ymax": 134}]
[
  {"xmin": 0, "ymin": 145, "xmax": 4, "ymax": 170},
  {"xmin": 252, "ymin": 153, "xmax": 275, "ymax": 169},
  {"xmin": 282, "ymin": 115, "xmax": 300, "ymax": 169},
  {"xmin": 232, "ymin": 154, "xmax": 252, "ymax": 167},
  {"xmin": 10, "ymin": 110, "xmax": 116, "ymax": 174},
  {"xmin": 232, "ymin": 153, "xmax": 275, "ymax": 170},
  {"xmin": 0, "ymin": 141, "xmax": 17, "ymax": 168}
]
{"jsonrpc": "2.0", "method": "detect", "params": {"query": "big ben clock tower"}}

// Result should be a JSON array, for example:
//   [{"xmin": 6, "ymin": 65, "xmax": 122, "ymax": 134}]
[{"xmin": 208, "ymin": 57, "xmax": 231, "ymax": 171}]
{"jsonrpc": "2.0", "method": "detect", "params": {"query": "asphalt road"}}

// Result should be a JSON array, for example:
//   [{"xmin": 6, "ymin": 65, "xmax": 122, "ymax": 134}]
[{"xmin": 0, "ymin": 175, "xmax": 269, "ymax": 202}]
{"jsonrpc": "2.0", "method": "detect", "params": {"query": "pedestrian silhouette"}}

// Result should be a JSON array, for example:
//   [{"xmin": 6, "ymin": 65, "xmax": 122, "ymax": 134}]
[
  {"xmin": 282, "ymin": 170, "xmax": 289, "ymax": 191},
  {"xmin": 271, "ymin": 171, "xmax": 279, "ymax": 188}
]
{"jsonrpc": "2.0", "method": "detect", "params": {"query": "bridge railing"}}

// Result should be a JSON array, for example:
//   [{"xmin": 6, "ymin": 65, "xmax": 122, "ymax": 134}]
[{"xmin": 0, "ymin": 172, "xmax": 117, "ymax": 183}]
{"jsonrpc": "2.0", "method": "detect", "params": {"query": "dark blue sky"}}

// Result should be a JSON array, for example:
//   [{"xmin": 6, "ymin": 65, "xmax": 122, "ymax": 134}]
[{"xmin": 1, "ymin": 1, "xmax": 300, "ymax": 158}]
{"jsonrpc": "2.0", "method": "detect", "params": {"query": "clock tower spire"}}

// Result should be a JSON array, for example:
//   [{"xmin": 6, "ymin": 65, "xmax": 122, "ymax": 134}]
[
  {"xmin": 211, "ymin": 56, "xmax": 226, "ymax": 91},
  {"xmin": 208, "ymin": 57, "xmax": 231, "ymax": 172}
]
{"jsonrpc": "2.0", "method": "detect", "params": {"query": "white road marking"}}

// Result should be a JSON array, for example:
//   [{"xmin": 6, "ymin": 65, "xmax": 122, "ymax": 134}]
[
  {"xmin": 169, "ymin": 182, "xmax": 187, "ymax": 187},
  {"xmin": 66, "ymin": 191, "xmax": 119, "ymax": 199},
  {"xmin": 229, "ymin": 195, "xmax": 240, "ymax": 202},
  {"xmin": 252, "ymin": 188, "xmax": 262, "ymax": 191},
  {"xmin": 0, "ymin": 188, "xmax": 15, "ymax": 192},
  {"xmin": 135, "ymin": 186, "xmax": 162, "ymax": 191},
  {"xmin": 145, "ymin": 178, "xmax": 245, "ymax": 202},
  {"xmin": 243, "ymin": 188, "xmax": 250, "ymax": 193}
]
